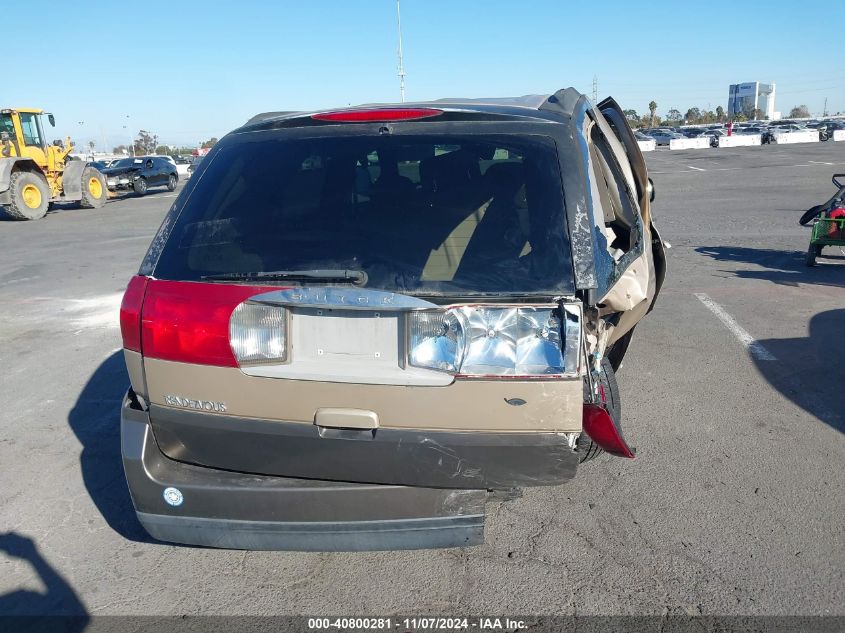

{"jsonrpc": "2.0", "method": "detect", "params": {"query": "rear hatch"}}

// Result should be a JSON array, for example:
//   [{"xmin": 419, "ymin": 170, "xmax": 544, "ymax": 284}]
[{"xmin": 124, "ymin": 109, "xmax": 585, "ymax": 489}]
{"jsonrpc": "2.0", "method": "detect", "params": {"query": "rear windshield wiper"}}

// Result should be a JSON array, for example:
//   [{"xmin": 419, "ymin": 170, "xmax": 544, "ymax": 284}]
[{"xmin": 201, "ymin": 269, "xmax": 368, "ymax": 285}]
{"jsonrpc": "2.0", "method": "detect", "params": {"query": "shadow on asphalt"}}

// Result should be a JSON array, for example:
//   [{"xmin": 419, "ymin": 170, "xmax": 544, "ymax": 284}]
[
  {"xmin": 0, "ymin": 204, "xmax": 89, "ymax": 221},
  {"xmin": 0, "ymin": 531, "xmax": 89, "ymax": 627},
  {"xmin": 696, "ymin": 245, "xmax": 845, "ymax": 287},
  {"xmin": 753, "ymin": 309, "xmax": 845, "ymax": 434},
  {"xmin": 68, "ymin": 352, "xmax": 152, "ymax": 543},
  {"xmin": 0, "ymin": 188, "xmax": 176, "ymax": 221}
]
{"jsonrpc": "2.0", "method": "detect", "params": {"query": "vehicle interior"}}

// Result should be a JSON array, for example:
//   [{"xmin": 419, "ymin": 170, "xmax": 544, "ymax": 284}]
[{"xmin": 169, "ymin": 136, "xmax": 571, "ymax": 294}]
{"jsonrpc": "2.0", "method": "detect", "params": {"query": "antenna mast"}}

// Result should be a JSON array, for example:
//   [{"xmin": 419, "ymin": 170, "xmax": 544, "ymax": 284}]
[{"xmin": 397, "ymin": 0, "xmax": 406, "ymax": 102}]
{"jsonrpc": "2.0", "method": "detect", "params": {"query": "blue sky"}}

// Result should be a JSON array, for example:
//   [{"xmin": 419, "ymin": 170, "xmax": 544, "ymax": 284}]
[{"xmin": 6, "ymin": 0, "xmax": 844, "ymax": 149}]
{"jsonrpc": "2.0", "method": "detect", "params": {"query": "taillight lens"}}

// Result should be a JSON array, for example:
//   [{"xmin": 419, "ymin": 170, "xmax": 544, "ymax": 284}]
[
  {"xmin": 140, "ymin": 281, "xmax": 287, "ymax": 367},
  {"xmin": 583, "ymin": 404, "xmax": 635, "ymax": 458},
  {"xmin": 120, "ymin": 275, "xmax": 148, "ymax": 352},
  {"xmin": 229, "ymin": 302, "xmax": 287, "ymax": 365},
  {"xmin": 408, "ymin": 306, "xmax": 580, "ymax": 378}
]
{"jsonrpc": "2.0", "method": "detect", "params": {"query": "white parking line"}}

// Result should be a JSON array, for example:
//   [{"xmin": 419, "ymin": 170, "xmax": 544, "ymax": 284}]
[
  {"xmin": 809, "ymin": 161, "xmax": 834, "ymax": 165},
  {"xmin": 694, "ymin": 293, "xmax": 777, "ymax": 361},
  {"xmin": 687, "ymin": 165, "xmax": 706, "ymax": 171}
]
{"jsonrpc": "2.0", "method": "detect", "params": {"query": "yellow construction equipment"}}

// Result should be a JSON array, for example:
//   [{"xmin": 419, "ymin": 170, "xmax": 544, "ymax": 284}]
[{"xmin": 0, "ymin": 108, "xmax": 107, "ymax": 220}]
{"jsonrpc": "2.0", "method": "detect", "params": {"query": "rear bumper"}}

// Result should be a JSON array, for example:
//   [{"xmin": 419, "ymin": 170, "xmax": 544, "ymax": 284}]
[
  {"xmin": 149, "ymin": 404, "xmax": 579, "ymax": 490},
  {"xmin": 121, "ymin": 393, "xmax": 486, "ymax": 550}
]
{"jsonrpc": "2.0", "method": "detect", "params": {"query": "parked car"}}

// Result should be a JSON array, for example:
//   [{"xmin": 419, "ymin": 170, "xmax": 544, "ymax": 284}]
[
  {"xmin": 821, "ymin": 121, "xmax": 845, "ymax": 134},
  {"xmin": 807, "ymin": 121, "xmax": 844, "ymax": 141},
  {"xmin": 683, "ymin": 128, "xmax": 725, "ymax": 147},
  {"xmin": 118, "ymin": 88, "xmax": 666, "ymax": 551},
  {"xmin": 172, "ymin": 155, "xmax": 192, "ymax": 176},
  {"xmin": 149, "ymin": 154, "xmax": 177, "ymax": 167},
  {"xmin": 102, "ymin": 156, "xmax": 178, "ymax": 195},
  {"xmin": 185, "ymin": 156, "xmax": 203, "ymax": 179},
  {"xmin": 769, "ymin": 123, "xmax": 805, "ymax": 133},
  {"xmin": 768, "ymin": 124, "xmax": 810, "ymax": 142},
  {"xmin": 648, "ymin": 129, "xmax": 684, "ymax": 145}
]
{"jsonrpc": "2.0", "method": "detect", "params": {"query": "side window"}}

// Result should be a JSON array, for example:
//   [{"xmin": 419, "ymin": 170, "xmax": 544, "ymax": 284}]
[
  {"xmin": 18, "ymin": 113, "xmax": 43, "ymax": 147},
  {"xmin": 0, "ymin": 114, "xmax": 15, "ymax": 137},
  {"xmin": 146, "ymin": 159, "xmax": 154, "ymax": 169}
]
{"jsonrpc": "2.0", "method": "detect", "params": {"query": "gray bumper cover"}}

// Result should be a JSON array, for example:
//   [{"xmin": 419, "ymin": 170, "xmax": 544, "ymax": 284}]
[
  {"xmin": 122, "ymin": 394, "xmax": 486, "ymax": 551},
  {"xmin": 149, "ymin": 404, "xmax": 579, "ymax": 490}
]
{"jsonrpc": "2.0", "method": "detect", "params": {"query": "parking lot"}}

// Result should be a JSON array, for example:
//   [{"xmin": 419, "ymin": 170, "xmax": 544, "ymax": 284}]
[{"xmin": 0, "ymin": 142, "xmax": 843, "ymax": 620}]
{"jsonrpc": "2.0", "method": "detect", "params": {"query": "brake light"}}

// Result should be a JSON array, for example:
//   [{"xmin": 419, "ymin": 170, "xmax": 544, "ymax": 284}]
[
  {"xmin": 140, "ymin": 280, "xmax": 288, "ymax": 367},
  {"xmin": 311, "ymin": 108, "xmax": 443, "ymax": 122},
  {"xmin": 582, "ymin": 404, "xmax": 635, "ymax": 458},
  {"xmin": 120, "ymin": 275, "xmax": 148, "ymax": 353}
]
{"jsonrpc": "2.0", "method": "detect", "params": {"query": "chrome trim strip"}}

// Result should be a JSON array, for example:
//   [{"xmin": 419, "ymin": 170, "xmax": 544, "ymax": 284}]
[{"xmin": 249, "ymin": 287, "xmax": 440, "ymax": 311}]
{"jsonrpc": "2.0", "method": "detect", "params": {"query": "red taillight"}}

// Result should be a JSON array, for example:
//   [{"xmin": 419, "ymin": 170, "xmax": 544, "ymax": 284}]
[
  {"xmin": 311, "ymin": 108, "xmax": 443, "ymax": 122},
  {"xmin": 140, "ymin": 280, "xmax": 287, "ymax": 367},
  {"xmin": 582, "ymin": 404, "xmax": 635, "ymax": 459},
  {"xmin": 120, "ymin": 275, "xmax": 148, "ymax": 353}
]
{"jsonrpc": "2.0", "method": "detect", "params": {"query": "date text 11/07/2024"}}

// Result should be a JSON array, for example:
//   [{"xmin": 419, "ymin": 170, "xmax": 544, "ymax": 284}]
[{"xmin": 307, "ymin": 617, "xmax": 528, "ymax": 630}]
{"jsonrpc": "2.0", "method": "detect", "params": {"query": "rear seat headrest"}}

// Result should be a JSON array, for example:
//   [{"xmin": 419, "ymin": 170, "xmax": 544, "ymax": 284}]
[
  {"xmin": 420, "ymin": 149, "xmax": 481, "ymax": 194},
  {"xmin": 483, "ymin": 162, "xmax": 524, "ymax": 194}
]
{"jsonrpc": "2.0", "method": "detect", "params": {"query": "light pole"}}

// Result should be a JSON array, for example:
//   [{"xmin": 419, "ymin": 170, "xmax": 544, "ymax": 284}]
[
  {"xmin": 396, "ymin": 0, "xmax": 406, "ymax": 103},
  {"xmin": 124, "ymin": 115, "xmax": 133, "ymax": 156}
]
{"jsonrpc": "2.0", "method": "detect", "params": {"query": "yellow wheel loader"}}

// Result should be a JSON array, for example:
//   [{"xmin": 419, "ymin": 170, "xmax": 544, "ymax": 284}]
[{"xmin": 0, "ymin": 108, "xmax": 108, "ymax": 220}]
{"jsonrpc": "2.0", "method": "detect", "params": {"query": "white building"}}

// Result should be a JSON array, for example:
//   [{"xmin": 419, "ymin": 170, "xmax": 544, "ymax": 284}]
[{"xmin": 727, "ymin": 82, "xmax": 776, "ymax": 119}]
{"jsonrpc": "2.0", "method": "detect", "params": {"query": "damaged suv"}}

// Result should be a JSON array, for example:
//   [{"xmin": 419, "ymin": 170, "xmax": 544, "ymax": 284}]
[{"xmin": 119, "ymin": 88, "xmax": 665, "ymax": 550}]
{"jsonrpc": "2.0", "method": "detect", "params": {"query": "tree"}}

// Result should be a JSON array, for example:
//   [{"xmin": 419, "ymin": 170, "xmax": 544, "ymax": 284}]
[
  {"xmin": 732, "ymin": 112, "xmax": 748, "ymax": 122},
  {"xmin": 741, "ymin": 103, "xmax": 757, "ymax": 120},
  {"xmin": 716, "ymin": 105, "xmax": 725, "ymax": 123},
  {"xmin": 753, "ymin": 108, "xmax": 766, "ymax": 121},
  {"xmin": 201, "ymin": 137, "xmax": 218, "ymax": 149},
  {"xmin": 648, "ymin": 101, "xmax": 658, "ymax": 127},
  {"xmin": 623, "ymin": 109, "xmax": 639, "ymax": 124},
  {"xmin": 155, "ymin": 145, "xmax": 171, "ymax": 155},
  {"xmin": 789, "ymin": 105, "xmax": 810, "ymax": 118},
  {"xmin": 665, "ymin": 109, "xmax": 682, "ymax": 123},
  {"xmin": 134, "ymin": 130, "xmax": 158, "ymax": 155},
  {"xmin": 112, "ymin": 144, "xmax": 129, "ymax": 154},
  {"xmin": 685, "ymin": 107, "xmax": 702, "ymax": 124}
]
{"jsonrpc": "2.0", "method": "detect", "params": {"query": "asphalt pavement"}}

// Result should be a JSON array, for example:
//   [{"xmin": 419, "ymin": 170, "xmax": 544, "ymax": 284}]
[{"xmin": 0, "ymin": 143, "xmax": 843, "ymax": 622}]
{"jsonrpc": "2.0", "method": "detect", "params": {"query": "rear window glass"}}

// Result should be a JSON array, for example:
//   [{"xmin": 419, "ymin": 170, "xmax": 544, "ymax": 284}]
[
  {"xmin": 152, "ymin": 134, "xmax": 572, "ymax": 296},
  {"xmin": 113, "ymin": 158, "xmax": 143, "ymax": 168}
]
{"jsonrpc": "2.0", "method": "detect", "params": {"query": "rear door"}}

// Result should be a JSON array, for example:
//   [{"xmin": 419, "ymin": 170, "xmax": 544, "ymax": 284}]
[
  {"xmin": 130, "ymin": 118, "xmax": 586, "ymax": 490},
  {"xmin": 597, "ymin": 97, "xmax": 666, "ymax": 306},
  {"xmin": 155, "ymin": 158, "xmax": 168, "ymax": 185}
]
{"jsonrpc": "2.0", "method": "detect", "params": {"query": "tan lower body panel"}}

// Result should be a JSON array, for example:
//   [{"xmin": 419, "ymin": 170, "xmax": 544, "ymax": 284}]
[
  {"xmin": 144, "ymin": 358, "xmax": 582, "ymax": 433},
  {"xmin": 124, "ymin": 349, "xmax": 146, "ymax": 397}
]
